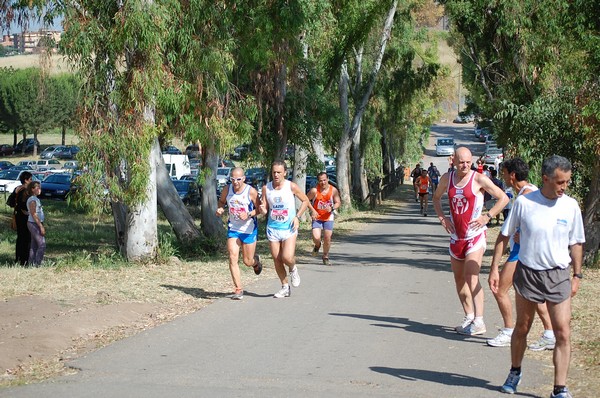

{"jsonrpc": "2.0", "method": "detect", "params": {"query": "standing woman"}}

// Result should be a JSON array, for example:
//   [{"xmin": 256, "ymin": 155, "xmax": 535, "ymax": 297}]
[
  {"xmin": 7, "ymin": 172, "xmax": 33, "ymax": 265},
  {"xmin": 26, "ymin": 181, "xmax": 45, "ymax": 267}
]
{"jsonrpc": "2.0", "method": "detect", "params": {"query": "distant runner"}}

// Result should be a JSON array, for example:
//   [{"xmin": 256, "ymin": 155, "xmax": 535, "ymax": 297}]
[{"xmin": 307, "ymin": 172, "xmax": 341, "ymax": 265}]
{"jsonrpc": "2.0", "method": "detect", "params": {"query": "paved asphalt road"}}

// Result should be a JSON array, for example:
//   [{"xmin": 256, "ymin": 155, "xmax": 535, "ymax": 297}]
[{"xmin": 2, "ymin": 123, "xmax": 550, "ymax": 398}]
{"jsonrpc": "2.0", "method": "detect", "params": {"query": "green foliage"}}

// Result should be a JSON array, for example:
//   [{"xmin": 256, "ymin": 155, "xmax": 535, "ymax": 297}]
[{"xmin": 445, "ymin": 0, "xmax": 598, "ymax": 201}]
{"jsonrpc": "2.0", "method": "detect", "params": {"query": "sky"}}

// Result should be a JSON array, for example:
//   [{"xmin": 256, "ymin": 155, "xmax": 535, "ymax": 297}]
[{"xmin": 6, "ymin": 16, "xmax": 62, "ymax": 35}]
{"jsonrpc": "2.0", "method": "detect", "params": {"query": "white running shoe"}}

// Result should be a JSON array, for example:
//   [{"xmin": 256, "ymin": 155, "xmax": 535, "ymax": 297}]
[
  {"xmin": 528, "ymin": 335, "xmax": 556, "ymax": 351},
  {"xmin": 455, "ymin": 315, "xmax": 474, "ymax": 333},
  {"xmin": 289, "ymin": 267, "xmax": 301, "ymax": 287},
  {"xmin": 458, "ymin": 321, "xmax": 486, "ymax": 336},
  {"xmin": 487, "ymin": 328, "xmax": 513, "ymax": 347},
  {"xmin": 273, "ymin": 285, "xmax": 290, "ymax": 298}
]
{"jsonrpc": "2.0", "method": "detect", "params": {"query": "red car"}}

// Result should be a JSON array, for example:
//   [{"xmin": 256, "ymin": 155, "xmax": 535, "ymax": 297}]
[{"xmin": 0, "ymin": 144, "xmax": 14, "ymax": 156}]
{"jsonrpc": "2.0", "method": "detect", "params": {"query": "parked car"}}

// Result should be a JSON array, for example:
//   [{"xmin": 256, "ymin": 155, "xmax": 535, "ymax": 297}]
[
  {"xmin": 16, "ymin": 160, "xmax": 36, "ymax": 168},
  {"xmin": 435, "ymin": 138, "xmax": 456, "ymax": 156},
  {"xmin": 0, "ymin": 160, "xmax": 15, "ymax": 170},
  {"xmin": 231, "ymin": 144, "xmax": 250, "ymax": 160},
  {"xmin": 0, "ymin": 169, "xmax": 40, "ymax": 194},
  {"xmin": 8, "ymin": 165, "xmax": 34, "ymax": 172},
  {"xmin": 180, "ymin": 174, "xmax": 197, "ymax": 181},
  {"xmin": 172, "ymin": 179, "xmax": 201, "ymax": 205},
  {"xmin": 216, "ymin": 167, "xmax": 232, "ymax": 188},
  {"xmin": 189, "ymin": 158, "xmax": 201, "ymax": 171},
  {"xmin": 0, "ymin": 144, "xmax": 14, "ymax": 156},
  {"xmin": 483, "ymin": 147, "xmax": 504, "ymax": 164},
  {"xmin": 55, "ymin": 145, "xmax": 80, "ymax": 160},
  {"xmin": 62, "ymin": 160, "xmax": 80, "ymax": 171},
  {"xmin": 218, "ymin": 158, "xmax": 235, "ymax": 168},
  {"xmin": 323, "ymin": 154, "xmax": 336, "ymax": 166},
  {"xmin": 34, "ymin": 159, "xmax": 62, "ymax": 170},
  {"xmin": 162, "ymin": 145, "xmax": 182, "ymax": 155},
  {"xmin": 244, "ymin": 167, "xmax": 267, "ymax": 189},
  {"xmin": 40, "ymin": 145, "xmax": 68, "ymax": 159},
  {"xmin": 14, "ymin": 138, "xmax": 40, "ymax": 153},
  {"xmin": 40, "ymin": 173, "xmax": 74, "ymax": 200},
  {"xmin": 185, "ymin": 144, "xmax": 201, "ymax": 159}
]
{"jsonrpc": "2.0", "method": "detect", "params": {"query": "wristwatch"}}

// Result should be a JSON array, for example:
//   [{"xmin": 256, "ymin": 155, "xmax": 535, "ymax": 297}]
[
  {"xmin": 486, "ymin": 212, "xmax": 493, "ymax": 220},
  {"xmin": 573, "ymin": 273, "xmax": 583, "ymax": 279}
]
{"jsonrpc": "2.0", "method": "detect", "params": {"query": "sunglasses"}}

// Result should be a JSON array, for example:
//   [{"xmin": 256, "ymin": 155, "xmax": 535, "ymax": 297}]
[{"xmin": 230, "ymin": 177, "xmax": 244, "ymax": 182}]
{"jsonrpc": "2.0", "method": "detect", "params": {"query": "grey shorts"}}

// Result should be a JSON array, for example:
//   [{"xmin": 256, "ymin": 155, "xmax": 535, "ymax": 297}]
[{"xmin": 513, "ymin": 262, "xmax": 571, "ymax": 304}]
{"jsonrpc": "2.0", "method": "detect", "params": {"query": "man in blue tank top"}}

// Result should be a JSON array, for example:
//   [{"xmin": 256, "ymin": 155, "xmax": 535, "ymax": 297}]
[{"xmin": 217, "ymin": 167, "xmax": 262, "ymax": 300}]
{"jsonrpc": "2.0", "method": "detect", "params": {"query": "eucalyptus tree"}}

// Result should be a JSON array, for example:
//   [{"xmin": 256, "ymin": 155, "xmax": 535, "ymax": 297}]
[
  {"xmin": 57, "ymin": 0, "xmax": 176, "ymax": 261},
  {"xmin": 443, "ymin": 0, "xmax": 600, "ymax": 264},
  {"xmin": 332, "ymin": 0, "xmax": 398, "ymax": 207},
  {"xmin": 159, "ymin": 0, "xmax": 256, "ymax": 239}
]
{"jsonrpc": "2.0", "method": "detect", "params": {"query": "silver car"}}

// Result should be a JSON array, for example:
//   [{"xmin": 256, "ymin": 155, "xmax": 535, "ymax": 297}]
[{"xmin": 435, "ymin": 138, "xmax": 455, "ymax": 156}]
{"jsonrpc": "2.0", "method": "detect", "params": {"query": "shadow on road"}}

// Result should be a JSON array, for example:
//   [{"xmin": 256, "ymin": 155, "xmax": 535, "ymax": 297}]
[
  {"xmin": 160, "ymin": 284, "xmax": 226, "ymax": 299},
  {"xmin": 328, "ymin": 312, "xmax": 488, "ymax": 344},
  {"xmin": 370, "ymin": 366, "xmax": 542, "ymax": 397}
]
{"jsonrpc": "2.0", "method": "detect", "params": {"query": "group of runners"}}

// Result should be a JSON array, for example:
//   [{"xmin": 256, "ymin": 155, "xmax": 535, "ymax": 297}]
[
  {"xmin": 431, "ymin": 146, "xmax": 585, "ymax": 398},
  {"xmin": 217, "ymin": 146, "xmax": 584, "ymax": 398},
  {"xmin": 216, "ymin": 161, "xmax": 340, "ymax": 300}
]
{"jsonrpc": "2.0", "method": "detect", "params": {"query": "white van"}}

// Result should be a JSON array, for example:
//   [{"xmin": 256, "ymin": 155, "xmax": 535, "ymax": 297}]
[{"xmin": 162, "ymin": 154, "xmax": 191, "ymax": 180}]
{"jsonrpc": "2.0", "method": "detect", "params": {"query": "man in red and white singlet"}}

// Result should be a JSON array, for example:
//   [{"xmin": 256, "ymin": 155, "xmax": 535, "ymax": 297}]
[{"xmin": 433, "ymin": 146, "xmax": 509, "ymax": 336}]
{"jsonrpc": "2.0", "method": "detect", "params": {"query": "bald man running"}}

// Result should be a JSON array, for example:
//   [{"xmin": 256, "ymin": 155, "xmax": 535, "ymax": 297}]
[{"xmin": 433, "ymin": 146, "xmax": 509, "ymax": 336}]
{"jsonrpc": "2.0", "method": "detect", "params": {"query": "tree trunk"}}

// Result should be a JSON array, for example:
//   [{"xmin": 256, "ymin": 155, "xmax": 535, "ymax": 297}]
[
  {"xmin": 274, "ymin": 62, "xmax": 288, "ymax": 160},
  {"xmin": 153, "ymin": 139, "xmax": 203, "ymax": 244},
  {"xmin": 32, "ymin": 131, "xmax": 38, "ymax": 157},
  {"xmin": 337, "ymin": 61, "xmax": 352, "ymax": 208},
  {"xmin": 583, "ymin": 155, "xmax": 600, "ymax": 266},
  {"xmin": 200, "ymin": 139, "xmax": 225, "ymax": 238},
  {"xmin": 61, "ymin": 125, "xmax": 66, "ymax": 145},
  {"xmin": 351, "ymin": 123, "xmax": 368, "ymax": 201},
  {"xmin": 336, "ymin": 0, "xmax": 398, "ymax": 209},
  {"xmin": 123, "ymin": 127, "xmax": 158, "ymax": 262},
  {"xmin": 311, "ymin": 125, "xmax": 326, "ymax": 168},
  {"xmin": 292, "ymin": 144, "xmax": 309, "ymax": 219}
]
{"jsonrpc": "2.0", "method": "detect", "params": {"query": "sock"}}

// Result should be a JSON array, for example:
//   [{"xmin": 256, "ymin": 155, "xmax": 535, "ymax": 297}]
[
  {"xmin": 553, "ymin": 385, "xmax": 566, "ymax": 394},
  {"xmin": 282, "ymin": 283, "xmax": 289, "ymax": 289},
  {"xmin": 466, "ymin": 313, "xmax": 475, "ymax": 321},
  {"xmin": 544, "ymin": 329, "xmax": 555, "ymax": 339},
  {"xmin": 503, "ymin": 327, "xmax": 514, "ymax": 335},
  {"xmin": 473, "ymin": 316, "xmax": 484, "ymax": 326},
  {"xmin": 510, "ymin": 366, "xmax": 521, "ymax": 374}
]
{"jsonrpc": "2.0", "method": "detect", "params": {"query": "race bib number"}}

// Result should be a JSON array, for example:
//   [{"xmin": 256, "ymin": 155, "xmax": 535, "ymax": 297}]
[
  {"xmin": 270, "ymin": 209, "xmax": 289, "ymax": 222},
  {"xmin": 317, "ymin": 200, "xmax": 331, "ymax": 211},
  {"xmin": 230, "ymin": 206, "xmax": 246, "ymax": 221}
]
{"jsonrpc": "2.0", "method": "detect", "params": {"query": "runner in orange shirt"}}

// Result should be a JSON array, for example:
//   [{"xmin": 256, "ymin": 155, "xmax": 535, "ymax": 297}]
[
  {"xmin": 414, "ymin": 169, "xmax": 432, "ymax": 216},
  {"xmin": 307, "ymin": 172, "xmax": 341, "ymax": 265}
]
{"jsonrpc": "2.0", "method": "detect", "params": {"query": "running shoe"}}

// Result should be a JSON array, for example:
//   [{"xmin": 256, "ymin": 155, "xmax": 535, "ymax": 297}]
[
  {"xmin": 423, "ymin": 213, "xmax": 427, "ymax": 217},
  {"xmin": 252, "ymin": 254, "xmax": 262, "ymax": 275},
  {"xmin": 454, "ymin": 315, "xmax": 474, "ymax": 333},
  {"xmin": 273, "ymin": 285, "xmax": 290, "ymax": 298},
  {"xmin": 501, "ymin": 370, "xmax": 522, "ymax": 394},
  {"xmin": 487, "ymin": 328, "xmax": 513, "ymax": 347},
  {"xmin": 528, "ymin": 335, "xmax": 556, "ymax": 351},
  {"xmin": 458, "ymin": 321, "xmax": 486, "ymax": 336},
  {"xmin": 228, "ymin": 289, "xmax": 243, "ymax": 300},
  {"xmin": 550, "ymin": 387, "xmax": 573, "ymax": 398},
  {"xmin": 312, "ymin": 246, "xmax": 320, "ymax": 256},
  {"xmin": 289, "ymin": 267, "xmax": 301, "ymax": 287},
  {"xmin": 322, "ymin": 257, "xmax": 331, "ymax": 266}
]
